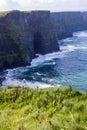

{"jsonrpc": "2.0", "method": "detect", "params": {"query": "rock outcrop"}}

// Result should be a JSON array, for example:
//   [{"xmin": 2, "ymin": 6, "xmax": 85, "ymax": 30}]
[{"xmin": 0, "ymin": 10, "xmax": 59, "ymax": 71}]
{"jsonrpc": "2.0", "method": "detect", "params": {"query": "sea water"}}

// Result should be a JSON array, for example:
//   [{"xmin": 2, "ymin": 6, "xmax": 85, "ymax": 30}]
[{"xmin": 1, "ymin": 31, "xmax": 87, "ymax": 91}]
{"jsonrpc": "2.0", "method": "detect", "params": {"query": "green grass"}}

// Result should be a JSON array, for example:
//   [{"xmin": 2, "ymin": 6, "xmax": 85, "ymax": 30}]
[
  {"xmin": 0, "ymin": 10, "xmax": 18, "ymax": 17},
  {"xmin": 0, "ymin": 86, "xmax": 87, "ymax": 130},
  {"xmin": 0, "ymin": 11, "xmax": 11, "ymax": 17}
]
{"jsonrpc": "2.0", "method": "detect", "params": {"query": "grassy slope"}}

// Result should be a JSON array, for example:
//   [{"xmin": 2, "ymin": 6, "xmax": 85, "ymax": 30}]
[{"xmin": 0, "ymin": 86, "xmax": 87, "ymax": 130}]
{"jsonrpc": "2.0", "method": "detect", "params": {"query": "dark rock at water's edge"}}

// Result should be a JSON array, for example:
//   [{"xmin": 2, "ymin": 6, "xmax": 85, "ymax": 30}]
[{"xmin": 0, "ymin": 10, "xmax": 59, "ymax": 71}]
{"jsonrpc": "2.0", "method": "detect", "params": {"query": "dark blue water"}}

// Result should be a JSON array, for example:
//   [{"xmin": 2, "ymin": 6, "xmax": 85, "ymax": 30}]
[{"xmin": 1, "ymin": 31, "xmax": 87, "ymax": 91}]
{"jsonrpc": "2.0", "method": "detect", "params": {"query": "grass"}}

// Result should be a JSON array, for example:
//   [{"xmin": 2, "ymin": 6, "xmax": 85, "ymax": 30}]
[
  {"xmin": 0, "ymin": 86, "xmax": 87, "ymax": 130},
  {"xmin": 0, "ymin": 11, "xmax": 11, "ymax": 17},
  {"xmin": 0, "ymin": 10, "xmax": 18, "ymax": 17}
]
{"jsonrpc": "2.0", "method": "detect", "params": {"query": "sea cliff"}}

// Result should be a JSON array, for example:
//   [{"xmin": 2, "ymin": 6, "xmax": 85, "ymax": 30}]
[
  {"xmin": 0, "ymin": 10, "xmax": 59, "ymax": 71},
  {"xmin": 51, "ymin": 12, "xmax": 87, "ymax": 39},
  {"xmin": 1, "ymin": 10, "xmax": 87, "ymax": 71}
]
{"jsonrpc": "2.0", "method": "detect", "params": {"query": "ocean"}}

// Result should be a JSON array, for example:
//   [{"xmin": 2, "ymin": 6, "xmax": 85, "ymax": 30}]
[{"xmin": 1, "ymin": 31, "xmax": 87, "ymax": 91}]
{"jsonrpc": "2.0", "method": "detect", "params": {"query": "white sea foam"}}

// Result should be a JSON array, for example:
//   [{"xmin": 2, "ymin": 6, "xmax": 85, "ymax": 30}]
[
  {"xmin": 60, "ymin": 37, "xmax": 73, "ymax": 42},
  {"xmin": 61, "ymin": 44, "xmax": 76, "ymax": 51},
  {"xmin": 31, "ymin": 48, "xmax": 73, "ymax": 67},
  {"xmin": 64, "ymin": 44, "xmax": 87, "ymax": 51},
  {"xmin": 2, "ymin": 30, "xmax": 87, "ymax": 88},
  {"xmin": 62, "ymin": 44, "xmax": 87, "ymax": 51},
  {"xmin": 2, "ymin": 65, "xmax": 61, "ymax": 88},
  {"xmin": 73, "ymin": 31, "xmax": 87, "ymax": 37},
  {"xmin": 1, "ymin": 41, "xmax": 80, "ymax": 88},
  {"xmin": 66, "ymin": 45, "xmax": 76, "ymax": 51},
  {"xmin": 2, "ymin": 77, "xmax": 61, "ymax": 88}
]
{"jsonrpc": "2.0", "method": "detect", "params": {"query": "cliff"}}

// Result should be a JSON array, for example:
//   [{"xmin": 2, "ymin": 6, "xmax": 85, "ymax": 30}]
[
  {"xmin": 51, "ymin": 12, "xmax": 87, "ymax": 39},
  {"xmin": 1, "ymin": 10, "xmax": 87, "ymax": 71},
  {"xmin": 0, "ymin": 10, "xmax": 59, "ymax": 71}
]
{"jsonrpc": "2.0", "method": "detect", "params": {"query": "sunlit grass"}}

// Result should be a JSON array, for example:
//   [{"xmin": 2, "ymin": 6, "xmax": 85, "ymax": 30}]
[
  {"xmin": 0, "ymin": 11, "xmax": 11, "ymax": 17},
  {"xmin": 0, "ymin": 86, "xmax": 87, "ymax": 130}
]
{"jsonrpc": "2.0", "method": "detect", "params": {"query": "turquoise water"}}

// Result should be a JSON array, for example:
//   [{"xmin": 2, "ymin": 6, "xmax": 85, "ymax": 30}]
[{"xmin": 1, "ymin": 31, "xmax": 87, "ymax": 91}]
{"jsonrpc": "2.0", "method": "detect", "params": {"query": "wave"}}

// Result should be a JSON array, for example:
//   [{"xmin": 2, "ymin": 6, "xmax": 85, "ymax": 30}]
[
  {"xmin": 61, "ymin": 45, "xmax": 76, "ymax": 51},
  {"xmin": 1, "ymin": 48, "xmax": 70, "ymax": 88},
  {"xmin": 2, "ymin": 30, "xmax": 87, "ymax": 89},
  {"xmin": 73, "ymin": 31, "xmax": 87, "ymax": 37},
  {"xmin": 31, "ymin": 52, "xmax": 65, "ymax": 67},
  {"xmin": 2, "ymin": 77, "xmax": 61, "ymax": 88},
  {"xmin": 60, "ymin": 31, "xmax": 87, "ymax": 52},
  {"xmin": 31, "ymin": 44, "xmax": 78, "ymax": 67},
  {"xmin": 59, "ymin": 37, "xmax": 73, "ymax": 43},
  {"xmin": 61, "ymin": 44, "xmax": 87, "ymax": 51}
]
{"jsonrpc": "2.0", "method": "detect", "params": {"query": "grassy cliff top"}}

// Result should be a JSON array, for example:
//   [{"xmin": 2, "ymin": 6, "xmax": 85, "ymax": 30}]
[
  {"xmin": 0, "ymin": 10, "xmax": 20, "ymax": 17},
  {"xmin": 0, "ymin": 11, "xmax": 11, "ymax": 17},
  {"xmin": 0, "ymin": 10, "xmax": 50, "ymax": 17},
  {"xmin": 0, "ymin": 86, "xmax": 87, "ymax": 130}
]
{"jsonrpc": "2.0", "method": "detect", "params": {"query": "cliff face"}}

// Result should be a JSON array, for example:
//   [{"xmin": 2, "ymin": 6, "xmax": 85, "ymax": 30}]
[
  {"xmin": 0, "ymin": 10, "xmax": 59, "ymax": 71},
  {"xmin": 51, "ymin": 12, "xmax": 87, "ymax": 39},
  {"xmin": 4, "ymin": 11, "xmax": 59, "ymax": 54},
  {"xmin": 28, "ymin": 11, "xmax": 59, "ymax": 54},
  {"xmin": 0, "ymin": 13, "xmax": 30, "ymax": 70},
  {"xmin": 1, "ymin": 10, "xmax": 87, "ymax": 71}
]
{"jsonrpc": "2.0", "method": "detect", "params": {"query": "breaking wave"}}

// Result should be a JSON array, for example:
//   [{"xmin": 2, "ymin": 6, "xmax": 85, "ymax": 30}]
[{"xmin": 1, "ymin": 31, "xmax": 87, "ymax": 90}]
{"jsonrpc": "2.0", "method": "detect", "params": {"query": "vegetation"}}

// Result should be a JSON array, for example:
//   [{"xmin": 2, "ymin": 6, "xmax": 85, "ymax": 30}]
[
  {"xmin": 0, "ymin": 10, "xmax": 19, "ymax": 17},
  {"xmin": 0, "ymin": 11, "xmax": 11, "ymax": 17},
  {"xmin": 0, "ymin": 86, "xmax": 87, "ymax": 130},
  {"xmin": 0, "ymin": 23, "xmax": 29, "ymax": 67},
  {"xmin": 6, "ymin": 24, "xmax": 23, "ymax": 42}
]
